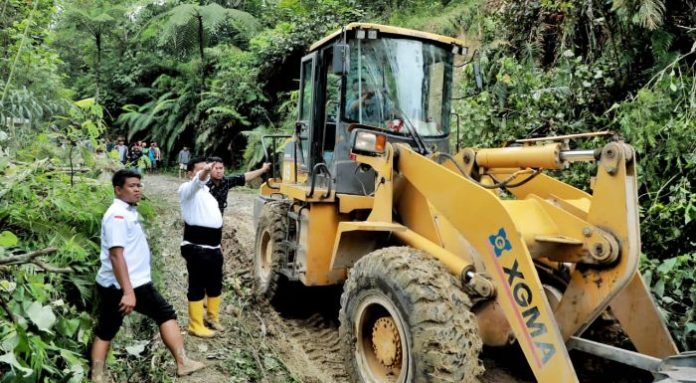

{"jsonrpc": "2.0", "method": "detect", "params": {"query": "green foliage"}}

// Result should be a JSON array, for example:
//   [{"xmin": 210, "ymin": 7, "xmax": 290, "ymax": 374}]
[
  {"xmin": 386, "ymin": 0, "xmax": 491, "ymax": 39},
  {"xmin": 250, "ymin": 1, "xmax": 364, "ymax": 71},
  {"xmin": 116, "ymin": 45, "xmax": 268, "ymax": 157},
  {"xmin": 1, "ymin": 0, "xmax": 71, "ymax": 134},
  {"xmin": 62, "ymin": 1, "xmax": 125, "ymax": 39},
  {"xmin": 613, "ymin": 66, "xmax": 696, "ymax": 258},
  {"xmin": 642, "ymin": 253, "xmax": 696, "ymax": 350},
  {"xmin": 612, "ymin": 0, "xmax": 666, "ymax": 30},
  {"xmin": 0, "ymin": 136, "xmax": 158, "ymax": 381},
  {"xmin": 117, "ymin": 72, "xmax": 200, "ymax": 153},
  {"xmin": 1, "ymin": 3, "xmax": 170, "ymax": 381},
  {"xmin": 0, "ymin": 154, "xmax": 107, "ymax": 381}
]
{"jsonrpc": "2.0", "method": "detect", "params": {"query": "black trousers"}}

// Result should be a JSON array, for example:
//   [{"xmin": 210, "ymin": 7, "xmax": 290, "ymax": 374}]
[
  {"xmin": 181, "ymin": 244, "xmax": 223, "ymax": 301},
  {"xmin": 94, "ymin": 283, "xmax": 176, "ymax": 341}
]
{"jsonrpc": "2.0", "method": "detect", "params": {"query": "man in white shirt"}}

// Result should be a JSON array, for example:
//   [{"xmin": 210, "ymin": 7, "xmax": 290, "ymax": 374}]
[
  {"xmin": 90, "ymin": 170, "xmax": 205, "ymax": 382},
  {"xmin": 178, "ymin": 158, "xmax": 225, "ymax": 338}
]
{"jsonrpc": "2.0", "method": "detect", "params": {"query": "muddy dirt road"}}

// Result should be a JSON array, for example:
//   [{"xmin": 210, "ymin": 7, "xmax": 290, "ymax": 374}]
[
  {"xmin": 143, "ymin": 174, "xmax": 648, "ymax": 383},
  {"xmin": 145, "ymin": 174, "xmax": 353, "ymax": 383}
]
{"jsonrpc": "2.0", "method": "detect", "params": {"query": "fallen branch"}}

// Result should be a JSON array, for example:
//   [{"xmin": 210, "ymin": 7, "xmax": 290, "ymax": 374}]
[
  {"xmin": 32, "ymin": 260, "xmax": 73, "ymax": 273},
  {"xmin": 0, "ymin": 247, "xmax": 58, "ymax": 266},
  {"xmin": 0, "ymin": 295, "xmax": 17, "ymax": 323},
  {"xmin": 0, "ymin": 247, "xmax": 71, "ymax": 273},
  {"xmin": 237, "ymin": 312, "xmax": 268, "ymax": 383},
  {"xmin": 51, "ymin": 167, "xmax": 91, "ymax": 174}
]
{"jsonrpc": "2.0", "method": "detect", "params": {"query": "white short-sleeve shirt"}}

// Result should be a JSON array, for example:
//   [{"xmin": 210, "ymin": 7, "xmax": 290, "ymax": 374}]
[
  {"xmin": 178, "ymin": 172, "xmax": 223, "ymax": 248},
  {"xmin": 96, "ymin": 199, "xmax": 152, "ymax": 289}
]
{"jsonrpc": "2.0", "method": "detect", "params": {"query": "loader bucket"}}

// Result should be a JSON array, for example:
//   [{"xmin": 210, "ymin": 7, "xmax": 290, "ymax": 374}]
[{"xmin": 654, "ymin": 352, "xmax": 696, "ymax": 383}]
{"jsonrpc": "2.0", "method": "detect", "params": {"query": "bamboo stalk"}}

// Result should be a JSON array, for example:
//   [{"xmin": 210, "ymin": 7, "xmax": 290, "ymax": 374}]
[{"xmin": 0, "ymin": 0, "xmax": 39, "ymax": 105}]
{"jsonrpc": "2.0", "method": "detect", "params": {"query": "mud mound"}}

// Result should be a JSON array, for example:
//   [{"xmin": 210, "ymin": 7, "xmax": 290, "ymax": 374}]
[
  {"xmin": 222, "ymin": 226, "xmax": 247, "ymax": 262},
  {"xmin": 221, "ymin": 225, "xmax": 255, "ymax": 301}
]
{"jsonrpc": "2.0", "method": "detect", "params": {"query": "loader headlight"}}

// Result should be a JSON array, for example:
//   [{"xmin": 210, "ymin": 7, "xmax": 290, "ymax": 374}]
[{"xmin": 351, "ymin": 129, "xmax": 387, "ymax": 156}]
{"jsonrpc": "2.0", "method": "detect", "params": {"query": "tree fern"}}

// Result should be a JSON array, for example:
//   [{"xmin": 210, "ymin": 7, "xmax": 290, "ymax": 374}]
[
  {"xmin": 635, "ymin": 0, "xmax": 665, "ymax": 30},
  {"xmin": 147, "ymin": 3, "xmax": 260, "ymax": 59},
  {"xmin": 612, "ymin": 0, "xmax": 665, "ymax": 30},
  {"xmin": 62, "ymin": 1, "xmax": 126, "ymax": 101}
]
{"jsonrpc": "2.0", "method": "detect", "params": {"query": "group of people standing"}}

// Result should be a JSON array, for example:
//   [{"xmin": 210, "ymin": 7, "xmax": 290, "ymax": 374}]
[
  {"xmin": 89, "ymin": 156, "xmax": 270, "ymax": 382},
  {"xmin": 112, "ymin": 139, "xmax": 161, "ymax": 172}
]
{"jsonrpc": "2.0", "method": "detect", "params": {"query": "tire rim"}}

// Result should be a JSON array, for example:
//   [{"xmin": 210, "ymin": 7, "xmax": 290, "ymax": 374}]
[
  {"xmin": 354, "ymin": 294, "xmax": 408, "ymax": 383},
  {"xmin": 256, "ymin": 229, "xmax": 272, "ymax": 290}
]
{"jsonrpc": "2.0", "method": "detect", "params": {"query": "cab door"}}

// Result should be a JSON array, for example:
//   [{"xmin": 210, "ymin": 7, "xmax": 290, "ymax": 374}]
[{"xmin": 296, "ymin": 52, "xmax": 317, "ymax": 175}]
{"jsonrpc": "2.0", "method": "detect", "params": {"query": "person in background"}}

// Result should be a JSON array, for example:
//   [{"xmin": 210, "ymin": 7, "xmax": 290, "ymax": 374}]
[
  {"xmin": 177, "ymin": 147, "xmax": 191, "ymax": 178},
  {"xmin": 129, "ymin": 141, "xmax": 143, "ymax": 166},
  {"xmin": 140, "ymin": 142, "xmax": 152, "ymax": 173},
  {"xmin": 152, "ymin": 142, "xmax": 161, "ymax": 172},
  {"xmin": 115, "ymin": 139, "xmax": 129, "ymax": 165},
  {"xmin": 178, "ymin": 158, "xmax": 225, "ymax": 337},
  {"xmin": 206, "ymin": 156, "xmax": 271, "ymax": 214},
  {"xmin": 89, "ymin": 170, "xmax": 205, "ymax": 382},
  {"xmin": 148, "ymin": 142, "xmax": 157, "ymax": 172}
]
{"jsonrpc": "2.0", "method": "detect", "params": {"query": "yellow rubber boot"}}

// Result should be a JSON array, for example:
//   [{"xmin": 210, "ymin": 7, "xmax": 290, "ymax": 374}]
[
  {"xmin": 187, "ymin": 300, "xmax": 215, "ymax": 338},
  {"xmin": 205, "ymin": 295, "xmax": 225, "ymax": 331}
]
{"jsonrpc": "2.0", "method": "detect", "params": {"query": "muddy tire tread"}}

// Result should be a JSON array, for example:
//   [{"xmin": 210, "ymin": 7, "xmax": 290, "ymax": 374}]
[
  {"xmin": 339, "ymin": 246, "xmax": 484, "ymax": 383},
  {"xmin": 254, "ymin": 200, "xmax": 291, "ymax": 303}
]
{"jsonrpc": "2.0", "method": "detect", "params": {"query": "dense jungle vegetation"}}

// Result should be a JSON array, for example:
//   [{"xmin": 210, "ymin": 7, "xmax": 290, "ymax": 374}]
[{"xmin": 0, "ymin": 0, "xmax": 695, "ymax": 381}]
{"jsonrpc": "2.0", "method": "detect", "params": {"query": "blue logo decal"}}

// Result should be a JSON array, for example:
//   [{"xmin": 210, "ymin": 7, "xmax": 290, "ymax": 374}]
[{"xmin": 489, "ymin": 228, "xmax": 512, "ymax": 257}]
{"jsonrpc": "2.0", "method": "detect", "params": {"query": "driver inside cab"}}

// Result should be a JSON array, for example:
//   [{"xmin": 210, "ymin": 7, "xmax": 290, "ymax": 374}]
[{"xmin": 346, "ymin": 78, "xmax": 394, "ymax": 124}]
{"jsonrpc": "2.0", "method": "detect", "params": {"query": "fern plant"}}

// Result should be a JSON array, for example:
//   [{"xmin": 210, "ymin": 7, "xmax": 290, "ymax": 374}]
[
  {"xmin": 611, "ymin": 0, "xmax": 666, "ymax": 30},
  {"xmin": 142, "ymin": 2, "xmax": 259, "ymax": 89},
  {"xmin": 62, "ymin": 1, "xmax": 127, "ymax": 102}
]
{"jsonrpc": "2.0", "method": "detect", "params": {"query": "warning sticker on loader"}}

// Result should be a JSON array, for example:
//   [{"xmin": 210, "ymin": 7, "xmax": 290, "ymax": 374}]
[{"xmin": 488, "ymin": 228, "xmax": 557, "ymax": 368}]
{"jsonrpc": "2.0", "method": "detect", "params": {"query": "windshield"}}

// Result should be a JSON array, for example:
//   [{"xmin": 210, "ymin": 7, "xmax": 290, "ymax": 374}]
[{"xmin": 343, "ymin": 37, "xmax": 453, "ymax": 137}]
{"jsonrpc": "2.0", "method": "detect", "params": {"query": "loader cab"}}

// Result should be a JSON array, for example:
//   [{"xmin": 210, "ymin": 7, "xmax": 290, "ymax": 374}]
[{"xmin": 291, "ymin": 23, "xmax": 466, "ymax": 196}]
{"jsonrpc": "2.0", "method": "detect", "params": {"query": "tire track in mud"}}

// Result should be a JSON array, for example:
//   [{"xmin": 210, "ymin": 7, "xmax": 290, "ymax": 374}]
[
  {"xmin": 263, "ymin": 308, "xmax": 350, "ymax": 383},
  {"xmin": 221, "ymin": 189, "xmax": 349, "ymax": 383}
]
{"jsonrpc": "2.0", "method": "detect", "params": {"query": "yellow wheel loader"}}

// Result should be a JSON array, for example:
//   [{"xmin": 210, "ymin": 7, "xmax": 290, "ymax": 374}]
[{"xmin": 253, "ymin": 23, "xmax": 696, "ymax": 383}]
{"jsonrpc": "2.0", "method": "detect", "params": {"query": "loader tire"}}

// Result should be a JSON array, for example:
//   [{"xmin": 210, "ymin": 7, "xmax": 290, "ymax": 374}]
[
  {"xmin": 339, "ymin": 246, "xmax": 484, "ymax": 383},
  {"xmin": 254, "ymin": 200, "xmax": 292, "ymax": 306}
]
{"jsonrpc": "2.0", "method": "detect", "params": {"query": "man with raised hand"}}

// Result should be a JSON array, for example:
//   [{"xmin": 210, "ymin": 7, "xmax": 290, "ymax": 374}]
[
  {"xmin": 178, "ymin": 158, "xmax": 226, "ymax": 337},
  {"xmin": 206, "ymin": 156, "xmax": 270, "ymax": 214},
  {"xmin": 90, "ymin": 170, "xmax": 205, "ymax": 382}
]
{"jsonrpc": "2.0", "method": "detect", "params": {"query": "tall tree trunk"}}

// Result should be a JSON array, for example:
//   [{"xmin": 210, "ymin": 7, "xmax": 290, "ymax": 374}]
[
  {"xmin": 197, "ymin": 14, "xmax": 205, "ymax": 99},
  {"xmin": 95, "ymin": 32, "xmax": 101, "ymax": 103}
]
